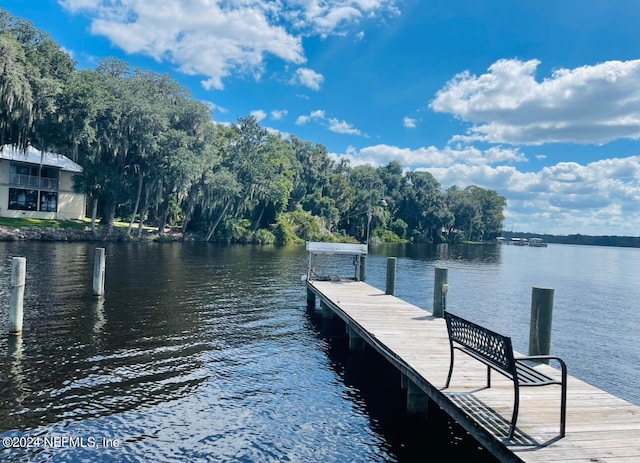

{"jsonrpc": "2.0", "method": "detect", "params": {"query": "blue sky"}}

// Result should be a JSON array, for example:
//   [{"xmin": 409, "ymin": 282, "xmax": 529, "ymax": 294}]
[{"xmin": 5, "ymin": 0, "xmax": 640, "ymax": 236}]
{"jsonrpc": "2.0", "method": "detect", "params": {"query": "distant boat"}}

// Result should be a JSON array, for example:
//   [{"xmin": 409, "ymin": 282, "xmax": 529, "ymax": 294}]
[{"xmin": 528, "ymin": 238, "xmax": 548, "ymax": 247}]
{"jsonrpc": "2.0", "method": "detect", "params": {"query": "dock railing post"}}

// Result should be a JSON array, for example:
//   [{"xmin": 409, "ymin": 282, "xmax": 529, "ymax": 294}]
[
  {"xmin": 433, "ymin": 267, "xmax": 448, "ymax": 318},
  {"xmin": 529, "ymin": 286, "xmax": 554, "ymax": 359},
  {"xmin": 93, "ymin": 247, "xmax": 106, "ymax": 297},
  {"xmin": 359, "ymin": 255, "xmax": 367, "ymax": 282},
  {"xmin": 9, "ymin": 257, "xmax": 26, "ymax": 335},
  {"xmin": 386, "ymin": 257, "xmax": 397, "ymax": 295}
]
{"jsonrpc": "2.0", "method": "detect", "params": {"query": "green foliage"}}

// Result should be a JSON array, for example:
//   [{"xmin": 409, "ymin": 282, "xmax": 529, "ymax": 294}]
[
  {"xmin": 0, "ymin": 10, "xmax": 508, "ymax": 245},
  {"xmin": 253, "ymin": 228, "xmax": 276, "ymax": 245},
  {"xmin": 373, "ymin": 229, "xmax": 405, "ymax": 243}
]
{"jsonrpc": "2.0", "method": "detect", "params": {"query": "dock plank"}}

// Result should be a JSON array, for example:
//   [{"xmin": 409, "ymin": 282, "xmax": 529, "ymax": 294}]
[{"xmin": 308, "ymin": 279, "xmax": 640, "ymax": 463}]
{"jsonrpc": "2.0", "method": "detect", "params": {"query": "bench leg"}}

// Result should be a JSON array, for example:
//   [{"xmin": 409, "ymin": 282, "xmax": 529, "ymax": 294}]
[
  {"xmin": 508, "ymin": 384, "xmax": 520, "ymax": 439},
  {"xmin": 486, "ymin": 365, "xmax": 491, "ymax": 388},
  {"xmin": 445, "ymin": 352, "xmax": 455, "ymax": 388},
  {"xmin": 560, "ymin": 375, "xmax": 567, "ymax": 437}
]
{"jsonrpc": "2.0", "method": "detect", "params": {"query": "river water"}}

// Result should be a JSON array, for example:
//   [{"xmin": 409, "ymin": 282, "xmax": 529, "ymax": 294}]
[{"xmin": 0, "ymin": 241, "xmax": 637, "ymax": 462}]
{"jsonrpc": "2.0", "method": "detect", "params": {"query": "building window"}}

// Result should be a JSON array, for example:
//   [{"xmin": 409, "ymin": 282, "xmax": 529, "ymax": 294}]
[
  {"xmin": 40, "ymin": 191, "xmax": 58, "ymax": 212},
  {"xmin": 8, "ymin": 188, "xmax": 38, "ymax": 211}
]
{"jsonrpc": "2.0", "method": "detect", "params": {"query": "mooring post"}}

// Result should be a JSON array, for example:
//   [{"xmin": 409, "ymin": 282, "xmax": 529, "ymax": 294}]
[
  {"xmin": 9, "ymin": 257, "xmax": 26, "ymax": 335},
  {"xmin": 529, "ymin": 286, "xmax": 554, "ymax": 358},
  {"xmin": 93, "ymin": 247, "xmax": 106, "ymax": 297},
  {"xmin": 433, "ymin": 267, "xmax": 448, "ymax": 318},
  {"xmin": 359, "ymin": 255, "xmax": 367, "ymax": 281},
  {"xmin": 386, "ymin": 257, "xmax": 397, "ymax": 295}
]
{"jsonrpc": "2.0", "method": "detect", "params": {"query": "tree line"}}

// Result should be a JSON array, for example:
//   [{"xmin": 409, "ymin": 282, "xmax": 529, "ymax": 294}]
[{"xmin": 0, "ymin": 10, "xmax": 506, "ymax": 244}]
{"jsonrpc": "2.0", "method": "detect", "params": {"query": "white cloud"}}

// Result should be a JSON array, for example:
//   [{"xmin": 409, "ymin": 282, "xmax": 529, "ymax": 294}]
[
  {"xmin": 328, "ymin": 118, "xmax": 362, "ymax": 135},
  {"xmin": 330, "ymin": 144, "xmax": 640, "ymax": 235},
  {"xmin": 403, "ymin": 117, "xmax": 417, "ymax": 128},
  {"xmin": 60, "ymin": 0, "xmax": 399, "ymax": 89},
  {"xmin": 335, "ymin": 144, "xmax": 526, "ymax": 168},
  {"xmin": 271, "ymin": 109, "xmax": 288, "ymax": 120},
  {"xmin": 431, "ymin": 58, "xmax": 640, "ymax": 145},
  {"xmin": 250, "ymin": 110, "xmax": 267, "ymax": 122},
  {"xmin": 291, "ymin": 68, "xmax": 325, "ymax": 91},
  {"xmin": 295, "ymin": 109, "xmax": 362, "ymax": 135}
]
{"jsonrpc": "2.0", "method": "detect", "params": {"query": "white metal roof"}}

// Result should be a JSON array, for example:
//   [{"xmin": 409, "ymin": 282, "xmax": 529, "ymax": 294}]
[
  {"xmin": 0, "ymin": 145, "xmax": 83, "ymax": 173},
  {"xmin": 306, "ymin": 241, "xmax": 368, "ymax": 255}
]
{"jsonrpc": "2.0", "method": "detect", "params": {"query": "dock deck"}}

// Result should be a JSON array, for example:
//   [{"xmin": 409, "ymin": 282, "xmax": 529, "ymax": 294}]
[{"xmin": 307, "ymin": 279, "xmax": 640, "ymax": 463}]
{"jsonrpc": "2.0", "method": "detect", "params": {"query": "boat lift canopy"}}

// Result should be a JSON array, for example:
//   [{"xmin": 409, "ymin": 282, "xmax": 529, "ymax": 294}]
[{"xmin": 306, "ymin": 241, "xmax": 368, "ymax": 281}]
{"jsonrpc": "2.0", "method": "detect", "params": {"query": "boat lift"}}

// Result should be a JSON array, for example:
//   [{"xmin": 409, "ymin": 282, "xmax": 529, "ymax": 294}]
[{"xmin": 305, "ymin": 241, "xmax": 368, "ymax": 282}]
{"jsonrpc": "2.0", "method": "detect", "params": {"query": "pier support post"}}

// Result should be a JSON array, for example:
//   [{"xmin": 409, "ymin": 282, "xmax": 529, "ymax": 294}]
[
  {"xmin": 93, "ymin": 248, "xmax": 106, "ymax": 297},
  {"xmin": 348, "ymin": 327, "xmax": 365, "ymax": 351},
  {"xmin": 433, "ymin": 267, "xmax": 448, "ymax": 318},
  {"xmin": 306, "ymin": 288, "xmax": 316, "ymax": 310},
  {"xmin": 320, "ymin": 300, "xmax": 333, "ymax": 319},
  {"xmin": 406, "ymin": 381, "xmax": 429, "ymax": 414},
  {"xmin": 9, "ymin": 257, "xmax": 26, "ymax": 335},
  {"xmin": 529, "ymin": 287, "xmax": 554, "ymax": 359},
  {"xmin": 359, "ymin": 255, "xmax": 367, "ymax": 281},
  {"xmin": 386, "ymin": 257, "xmax": 397, "ymax": 295}
]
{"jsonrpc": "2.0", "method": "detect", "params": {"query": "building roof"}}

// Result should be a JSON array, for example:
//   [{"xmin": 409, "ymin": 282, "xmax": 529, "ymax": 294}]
[{"xmin": 0, "ymin": 145, "xmax": 83, "ymax": 173}]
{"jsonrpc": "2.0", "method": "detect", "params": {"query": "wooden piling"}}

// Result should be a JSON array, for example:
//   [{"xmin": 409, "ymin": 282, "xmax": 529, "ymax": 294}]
[
  {"xmin": 348, "ymin": 326, "xmax": 365, "ymax": 351},
  {"xmin": 433, "ymin": 267, "xmax": 448, "ymax": 318},
  {"xmin": 9, "ymin": 257, "xmax": 26, "ymax": 335},
  {"xmin": 529, "ymin": 286, "xmax": 554, "ymax": 357},
  {"xmin": 93, "ymin": 247, "xmax": 106, "ymax": 297},
  {"xmin": 307, "ymin": 288, "xmax": 316, "ymax": 309},
  {"xmin": 406, "ymin": 381, "xmax": 429, "ymax": 414},
  {"xmin": 386, "ymin": 257, "xmax": 397, "ymax": 295},
  {"xmin": 359, "ymin": 255, "xmax": 367, "ymax": 281}
]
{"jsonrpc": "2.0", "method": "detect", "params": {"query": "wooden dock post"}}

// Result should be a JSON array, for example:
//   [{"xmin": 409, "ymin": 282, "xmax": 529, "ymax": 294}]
[
  {"xmin": 386, "ymin": 257, "xmax": 397, "ymax": 295},
  {"xmin": 433, "ymin": 267, "xmax": 448, "ymax": 318},
  {"xmin": 9, "ymin": 257, "xmax": 26, "ymax": 335},
  {"xmin": 307, "ymin": 288, "xmax": 316, "ymax": 310},
  {"xmin": 406, "ymin": 381, "xmax": 429, "ymax": 414},
  {"xmin": 529, "ymin": 286, "xmax": 554, "ymax": 358},
  {"xmin": 359, "ymin": 255, "xmax": 367, "ymax": 281},
  {"xmin": 93, "ymin": 247, "xmax": 106, "ymax": 297},
  {"xmin": 347, "ymin": 326, "xmax": 365, "ymax": 351}
]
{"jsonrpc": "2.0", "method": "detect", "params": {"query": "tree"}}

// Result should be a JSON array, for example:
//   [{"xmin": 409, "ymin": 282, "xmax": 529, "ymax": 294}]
[
  {"xmin": 446, "ymin": 185, "xmax": 506, "ymax": 241},
  {"xmin": 0, "ymin": 10, "xmax": 75, "ymax": 150},
  {"xmin": 400, "ymin": 171, "xmax": 452, "ymax": 242}
]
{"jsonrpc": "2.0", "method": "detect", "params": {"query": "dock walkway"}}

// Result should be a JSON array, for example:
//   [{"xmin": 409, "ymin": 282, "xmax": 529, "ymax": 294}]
[{"xmin": 307, "ymin": 279, "xmax": 640, "ymax": 463}]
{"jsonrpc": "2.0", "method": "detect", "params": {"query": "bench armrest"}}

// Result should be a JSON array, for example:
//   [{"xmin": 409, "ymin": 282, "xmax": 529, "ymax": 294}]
[{"xmin": 515, "ymin": 355, "xmax": 567, "ymax": 377}]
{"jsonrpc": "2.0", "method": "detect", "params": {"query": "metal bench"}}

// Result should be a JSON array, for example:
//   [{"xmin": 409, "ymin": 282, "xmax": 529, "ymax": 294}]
[{"xmin": 444, "ymin": 311, "xmax": 567, "ymax": 439}]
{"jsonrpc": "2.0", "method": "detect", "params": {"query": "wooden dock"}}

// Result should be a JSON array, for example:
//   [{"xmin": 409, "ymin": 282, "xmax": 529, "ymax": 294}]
[{"xmin": 307, "ymin": 279, "xmax": 640, "ymax": 463}]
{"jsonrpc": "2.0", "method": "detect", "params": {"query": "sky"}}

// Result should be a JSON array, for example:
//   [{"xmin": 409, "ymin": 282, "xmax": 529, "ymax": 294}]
[{"xmin": 4, "ymin": 0, "xmax": 640, "ymax": 236}]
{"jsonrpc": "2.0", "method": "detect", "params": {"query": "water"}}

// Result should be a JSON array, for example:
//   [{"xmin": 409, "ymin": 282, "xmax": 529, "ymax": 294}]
[
  {"xmin": 0, "ymin": 241, "xmax": 638, "ymax": 462},
  {"xmin": 0, "ymin": 242, "xmax": 494, "ymax": 462}
]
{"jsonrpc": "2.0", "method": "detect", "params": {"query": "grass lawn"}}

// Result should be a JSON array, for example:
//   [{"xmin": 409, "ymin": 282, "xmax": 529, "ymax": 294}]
[
  {"xmin": 0, "ymin": 217, "xmax": 164, "ymax": 232},
  {"xmin": 0, "ymin": 217, "xmax": 90, "ymax": 229}
]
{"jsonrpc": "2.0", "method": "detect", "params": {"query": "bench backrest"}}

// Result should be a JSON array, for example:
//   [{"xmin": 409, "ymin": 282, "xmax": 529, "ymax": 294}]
[{"xmin": 444, "ymin": 311, "xmax": 517, "ymax": 376}]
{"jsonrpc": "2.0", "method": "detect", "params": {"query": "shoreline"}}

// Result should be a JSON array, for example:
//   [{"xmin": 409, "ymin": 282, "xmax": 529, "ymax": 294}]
[{"xmin": 0, "ymin": 225, "xmax": 185, "ymax": 242}]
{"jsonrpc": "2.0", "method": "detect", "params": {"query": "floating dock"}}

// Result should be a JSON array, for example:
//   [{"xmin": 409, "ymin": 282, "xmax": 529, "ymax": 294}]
[{"xmin": 306, "ymin": 278, "xmax": 640, "ymax": 463}]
